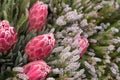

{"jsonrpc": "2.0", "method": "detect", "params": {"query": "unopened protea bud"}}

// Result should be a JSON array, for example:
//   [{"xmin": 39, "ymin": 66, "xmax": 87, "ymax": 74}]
[
  {"xmin": 77, "ymin": 36, "xmax": 89, "ymax": 57},
  {"xmin": 23, "ymin": 60, "xmax": 51, "ymax": 80},
  {"xmin": 25, "ymin": 33, "xmax": 56, "ymax": 61},
  {"xmin": 0, "ymin": 20, "xmax": 17, "ymax": 52},
  {"xmin": 28, "ymin": 1, "xmax": 48, "ymax": 33}
]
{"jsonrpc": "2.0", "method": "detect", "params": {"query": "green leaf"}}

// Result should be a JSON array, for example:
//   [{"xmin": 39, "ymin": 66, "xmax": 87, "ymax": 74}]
[
  {"xmin": 20, "ymin": 0, "xmax": 30, "ymax": 14},
  {"xmin": 16, "ymin": 10, "xmax": 28, "ymax": 32}
]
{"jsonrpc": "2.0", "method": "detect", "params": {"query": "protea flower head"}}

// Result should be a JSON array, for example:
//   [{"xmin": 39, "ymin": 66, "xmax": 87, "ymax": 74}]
[
  {"xmin": 28, "ymin": 1, "xmax": 48, "ymax": 33},
  {"xmin": 23, "ymin": 60, "xmax": 51, "ymax": 80},
  {"xmin": 77, "ymin": 36, "xmax": 89, "ymax": 57},
  {"xmin": 25, "ymin": 33, "xmax": 56, "ymax": 61},
  {"xmin": 0, "ymin": 20, "xmax": 17, "ymax": 52}
]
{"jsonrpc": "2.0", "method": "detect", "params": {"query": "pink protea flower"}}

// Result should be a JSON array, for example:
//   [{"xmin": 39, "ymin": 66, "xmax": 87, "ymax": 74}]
[
  {"xmin": 28, "ymin": 1, "xmax": 48, "ymax": 33},
  {"xmin": 77, "ymin": 36, "xmax": 89, "ymax": 57},
  {"xmin": 25, "ymin": 33, "xmax": 56, "ymax": 61},
  {"xmin": 0, "ymin": 20, "xmax": 17, "ymax": 52},
  {"xmin": 23, "ymin": 60, "xmax": 51, "ymax": 80}
]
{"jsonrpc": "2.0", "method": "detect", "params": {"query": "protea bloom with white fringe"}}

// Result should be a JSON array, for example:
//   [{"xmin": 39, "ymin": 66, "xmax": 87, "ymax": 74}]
[
  {"xmin": 25, "ymin": 33, "xmax": 56, "ymax": 61},
  {"xmin": 0, "ymin": 20, "xmax": 17, "ymax": 52},
  {"xmin": 77, "ymin": 36, "xmax": 89, "ymax": 57},
  {"xmin": 28, "ymin": 1, "xmax": 48, "ymax": 33},
  {"xmin": 23, "ymin": 60, "xmax": 51, "ymax": 80}
]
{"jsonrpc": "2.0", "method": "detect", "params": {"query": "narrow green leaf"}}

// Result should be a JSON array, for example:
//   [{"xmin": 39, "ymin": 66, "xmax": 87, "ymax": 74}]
[{"xmin": 16, "ymin": 10, "xmax": 28, "ymax": 32}]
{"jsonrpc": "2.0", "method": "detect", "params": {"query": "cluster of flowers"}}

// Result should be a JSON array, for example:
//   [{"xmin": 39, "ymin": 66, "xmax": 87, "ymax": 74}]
[
  {"xmin": 0, "ymin": 1, "xmax": 89, "ymax": 80},
  {"xmin": 51, "ymin": 0, "xmax": 120, "ymax": 79}
]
